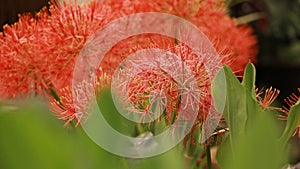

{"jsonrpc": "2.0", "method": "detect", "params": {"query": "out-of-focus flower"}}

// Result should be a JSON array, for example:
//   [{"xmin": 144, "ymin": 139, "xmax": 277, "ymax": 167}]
[
  {"xmin": 105, "ymin": 0, "xmax": 257, "ymax": 75},
  {"xmin": 192, "ymin": 0, "xmax": 257, "ymax": 75},
  {"xmin": 42, "ymin": 1, "xmax": 112, "ymax": 90},
  {"xmin": 0, "ymin": 1, "xmax": 113, "ymax": 100}
]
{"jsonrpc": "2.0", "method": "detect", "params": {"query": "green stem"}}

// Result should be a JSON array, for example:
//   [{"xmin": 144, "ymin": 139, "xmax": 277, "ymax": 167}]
[{"xmin": 206, "ymin": 145, "xmax": 212, "ymax": 169}]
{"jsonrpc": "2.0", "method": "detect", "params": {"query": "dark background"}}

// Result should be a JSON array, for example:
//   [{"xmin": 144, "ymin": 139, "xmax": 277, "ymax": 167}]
[
  {"xmin": 229, "ymin": 0, "xmax": 300, "ymax": 102},
  {"xmin": 0, "ymin": 0, "xmax": 49, "ymax": 28}
]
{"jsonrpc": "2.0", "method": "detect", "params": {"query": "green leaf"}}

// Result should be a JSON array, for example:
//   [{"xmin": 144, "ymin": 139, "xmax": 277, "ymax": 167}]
[
  {"xmin": 0, "ymin": 100, "xmax": 123, "ymax": 169},
  {"xmin": 240, "ymin": 62, "xmax": 262, "ymax": 129},
  {"xmin": 244, "ymin": 91, "xmax": 262, "ymax": 130},
  {"xmin": 242, "ymin": 62, "xmax": 257, "ymax": 100},
  {"xmin": 213, "ymin": 65, "xmax": 247, "ymax": 167},
  {"xmin": 213, "ymin": 64, "xmax": 286, "ymax": 169},
  {"xmin": 211, "ymin": 67, "xmax": 226, "ymax": 113},
  {"xmin": 218, "ymin": 65, "xmax": 247, "ymax": 139},
  {"xmin": 97, "ymin": 89, "xmax": 137, "ymax": 136},
  {"xmin": 279, "ymin": 100, "xmax": 300, "ymax": 145},
  {"xmin": 222, "ymin": 112, "xmax": 285, "ymax": 169}
]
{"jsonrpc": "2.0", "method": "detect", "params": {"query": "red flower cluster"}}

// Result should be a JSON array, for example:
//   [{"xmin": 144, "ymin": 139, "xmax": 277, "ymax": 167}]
[
  {"xmin": 0, "ymin": 13, "xmax": 52, "ymax": 98},
  {"xmin": 0, "ymin": 0, "xmax": 257, "ymax": 125}
]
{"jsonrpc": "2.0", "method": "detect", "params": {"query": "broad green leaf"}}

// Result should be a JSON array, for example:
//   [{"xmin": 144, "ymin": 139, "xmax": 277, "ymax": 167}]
[
  {"xmin": 214, "ymin": 64, "xmax": 286, "ymax": 169},
  {"xmin": 211, "ymin": 67, "xmax": 226, "ymax": 113},
  {"xmin": 216, "ymin": 66, "xmax": 247, "ymax": 139},
  {"xmin": 213, "ymin": 65, "xmax": 247, "ymax": 167},
  {"xmin": 221, "ymin": 112, "xmax": 285, "ymax": 169}
]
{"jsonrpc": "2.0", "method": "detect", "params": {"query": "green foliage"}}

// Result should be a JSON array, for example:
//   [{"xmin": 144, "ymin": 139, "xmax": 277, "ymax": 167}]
[
  {"xmin": 212, "ymin": 63, "xmax": 300, "ymax": 169},
  {"xmin": 97, "ymin": 89, "xmax": 138, "ymax": 136},
  {"xmin": 0, "ymin": 101, "xmax": 122, "ymax": 169},
  {"xmin": 279, "ymin": 100, "xmax": 300, "ymax": 145},
  {"xmin": 0, "ymin": 99, "xmax": 185, "ymax": 169}
]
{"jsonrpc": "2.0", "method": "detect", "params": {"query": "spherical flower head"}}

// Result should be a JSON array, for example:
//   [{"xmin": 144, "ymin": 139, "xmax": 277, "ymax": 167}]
[
  {"xmin": 0, "ymin": 11, "xmax": 54, "ymax": 99},
  {"xmin": 126, "ymin": 69, "xmax": 180, "ymax": 123},
  {"xmin": 105, "ymin": 0, "xmax": 257, "ymax": 75},
  {"xmin": 106, "ymin": 34, "xmax": 212, "ymax": 125},
  {"xmin": 42, "ymin": 1, "xmax": 113, "ymax": 90}
]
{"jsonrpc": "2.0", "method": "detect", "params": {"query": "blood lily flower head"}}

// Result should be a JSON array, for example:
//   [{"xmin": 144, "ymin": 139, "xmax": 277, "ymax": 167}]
[
  {"xmin": 41, "ymin": 1, "xmax": 112, "ymax": 90},
  {"xmin": 0, "ymin": 1, "xmax": 112, "ymax": 99},
  {"xmin": 104, "ymin": 0, "xmax": 257, "ymax": 75},
  {"xmin": 0, "ymin": 11, "xmax": 54, "ymax": 99},
  {"xmin": 100, "ymin": 31, "xmax": 211, "ymax": 124}
]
